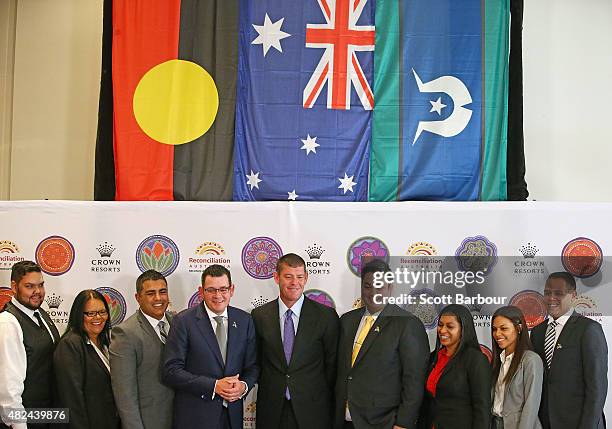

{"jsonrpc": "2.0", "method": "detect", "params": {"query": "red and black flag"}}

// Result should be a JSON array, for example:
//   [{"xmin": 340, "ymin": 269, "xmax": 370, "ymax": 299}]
[{"xmin": 94, "ymin": 0, "xmax": 238, "ymax": 200}]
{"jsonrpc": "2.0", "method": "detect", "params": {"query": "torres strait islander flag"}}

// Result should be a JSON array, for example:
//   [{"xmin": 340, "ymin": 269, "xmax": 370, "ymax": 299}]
[{"xmin": 95, "ymin": 0, "xmax": 513, "ymax": 201}]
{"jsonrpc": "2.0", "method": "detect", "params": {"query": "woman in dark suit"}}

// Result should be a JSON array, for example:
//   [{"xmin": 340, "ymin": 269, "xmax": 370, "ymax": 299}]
[
  {"xmin": 490, "ymin": 306, "xmax": 543, "ymax": 429},
  {"xmin": 54, "ymin": 289, "xmax": 120, "ymax": 429},
  {"xmin": 421, "ymin": 304, "xmax": 491, "ymax": 429}
]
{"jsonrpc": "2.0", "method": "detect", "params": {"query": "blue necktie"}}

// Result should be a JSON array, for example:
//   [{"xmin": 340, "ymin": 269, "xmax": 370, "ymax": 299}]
[{"xmin": 283, "ymin": 309, "xmax": 295, "ymax": 399}]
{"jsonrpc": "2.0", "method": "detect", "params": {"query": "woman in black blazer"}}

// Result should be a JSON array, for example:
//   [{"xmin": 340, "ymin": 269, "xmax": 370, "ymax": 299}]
[
  {"xmin": 53, "ymin": 289, "xmax": 120, "ymax": 429},
  {"xmin": 421, "ymin": 304, "xmax": 491, "ymax": 429}
]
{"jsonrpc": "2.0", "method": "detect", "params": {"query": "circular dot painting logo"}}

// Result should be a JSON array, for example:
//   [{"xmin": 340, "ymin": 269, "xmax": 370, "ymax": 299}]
[
  {"xmin": 346, "ymin": 236, "xmax": 390, "ymax": 277},
  {"xmin": 0, "ymin": 287, "xmax": 14, "ymax": 311},
  {"xmin": 95, "ymin": 287, "xmax": 127, "ymax": 327},
  {"xmin": 188, "ymin": 290, "xmax": 204, "ymax": 308},
  {"xmin": 35, "ymin": 236, "xmax": 75, "ymax": 276},
  {"xmin": 304, "ymin": 289, "xmax": 335, "ymax": 308},
  {"xmin": 454, "ymin": 235, "xmax": 497, "ymax": 275},
  {"xmin": 509, "ymin": 290, "xmax": 547, "ymax": 330},
  {"xmin": 561, "ymin": 237, "xmax": 603, "ymax": 278},
  {"xmin": 136, "ymin": 235, "xmax": 180, "ymax": 277},
  {"xmin": 241, "ymin": 237, "xmax": 283, "ymax": 279}
]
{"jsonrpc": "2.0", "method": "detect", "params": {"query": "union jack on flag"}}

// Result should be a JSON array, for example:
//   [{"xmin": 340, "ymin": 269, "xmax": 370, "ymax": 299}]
[{"xmin": 303, "ymin": 0, "xmax": 375, "ymax": 110}]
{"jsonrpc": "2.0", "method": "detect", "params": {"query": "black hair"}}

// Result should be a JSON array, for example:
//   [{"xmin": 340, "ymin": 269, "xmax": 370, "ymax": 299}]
[
  {"xmin": 360, "ymin": 258, "xmax": 391, "ymax": 278},
  {"xmin": 547, "ymin": 271, "xmax": 576, "ymax": 292},
  {"xmin": 434, "ymin": 304, "xmax": 480, "ymax": 361},
  {"xmin": 64, "ymin": 289, "xmax": 111, "ymax": 348},
  {"xmin": 276, "ymin": 253, "xmax": 306, "ymax": 272},
  {"xmin": 136, "ymin": 269, "xmax": 167, "ymax": 294},
  {"xmin": 11, "ymin": 260, "xmax": 42, "ymax": 284},
  {"xmin": 201, "ymin": 264, "xmax": 232, "ymax": 286},
  {"xmin": 491, "ymin": 306, "xmax": 533, "ymax": 386}
]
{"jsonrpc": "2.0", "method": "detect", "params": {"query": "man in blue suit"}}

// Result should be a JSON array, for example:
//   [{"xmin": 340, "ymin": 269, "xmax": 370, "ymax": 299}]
[{"xmin": 162, "ymin": 265, "xmax": 259, "ymax": 429}]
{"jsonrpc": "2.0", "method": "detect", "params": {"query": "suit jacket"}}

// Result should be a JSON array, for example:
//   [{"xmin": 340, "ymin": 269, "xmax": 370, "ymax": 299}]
[
  {"xmin": 110, "ymin": 310, "xmax": 174, "ymax": 429},
  {"xmin": 161, "ymin": 304, "xmax": 258, "ymax": 429},
  {"xmin": 491, "ymin": 350, "xmax": 543, "ymax": 429},
  {"xmin": 251, "ymin": 297, "xmax": 339, "ymax": 429},
  {"xmin": 333, "ymin": 304, "xmax": 429, "ymax": 429},
  {"xmin": 53, "ymin": 330, "xmax": 121, "ymax": 429},
  {"xmin": 531, "ymin": 311, "xmax": 607, "ymax": 429},
  {"xmin": 420, "ymin": 347, "xmax": 491, "ymax": 429}
]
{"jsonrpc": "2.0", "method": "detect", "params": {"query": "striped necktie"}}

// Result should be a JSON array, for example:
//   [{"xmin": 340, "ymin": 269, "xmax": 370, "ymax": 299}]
[
  {"xmin": 544, "ymin": 320, "xmax": 558, "ymax": 368},
  {"xmin": 158, "ymin": 320, "xmax": 168, "ymax": 344}
]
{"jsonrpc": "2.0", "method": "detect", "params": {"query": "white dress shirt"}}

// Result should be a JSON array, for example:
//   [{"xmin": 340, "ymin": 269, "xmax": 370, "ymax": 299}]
[
  {"xmin": 140, "ymin": 309, "xmax": 169, "ymax": 342},
  {"xmin": 547, "ymin": 308, "xmax": 573, "ymax": 356},
  {"xmin": 0, "ymin": 298, "xmax": 54, "ymax": 429},
  {"xmin": 278, "ymin": 294, "xmax": 305, "ymax": 341},
  {"xmin": 203, "ymin": 304, "xmax": 248, "ymax": 402},
  {"xmin": 493, "ymin": 350, "xmax": 514, "ymax": 416},
  {"xmin": 86, "ymin": 338, "xmax": 111, "ymax": 372}
]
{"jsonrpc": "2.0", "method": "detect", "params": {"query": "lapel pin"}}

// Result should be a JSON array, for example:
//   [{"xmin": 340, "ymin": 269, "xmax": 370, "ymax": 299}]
[
  {"xmin": 232, "ymin": 321, "xmax": 238, "ymax": 328},
  {"xmin": 374, "ymin": 326, "xmax": 380, "ymax": 333},
  {"xmin": 556, "ymin": 343, "xmax": 563, "ymax": 350}
]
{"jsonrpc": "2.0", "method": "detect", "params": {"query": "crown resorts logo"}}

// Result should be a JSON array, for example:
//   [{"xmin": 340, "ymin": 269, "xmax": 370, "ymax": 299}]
[
  {"xmin": 43, "ymin": 292, "xmax": 69, "ymax": 325},
  {"xmin": 91, "ymin": 242, "xmax": 121, "ymax": 273},
  {"xmin": 45, "ymin": 292, "xmax": 63, "ymax": 309},
  {"xmin": 136, "ymin": 235, "xmax": 180, "ymax": 277},
  {"xmin": 305, "ymin": 243, "xmax": 331, "ymax": 275},
  {"xmin": 514, "ymin": 242, "xmax": 545, "ymax": 275},
  {"xmin": 250, "ymin": 295, "xmax": 270, "ymax": 309},
  {"xmin": 0, "ymin": 240, "xmax": 24, "ymax": 270},
  {"xmin": 188, "ymin": 242, "xmax": 231, "ymax": 273}
]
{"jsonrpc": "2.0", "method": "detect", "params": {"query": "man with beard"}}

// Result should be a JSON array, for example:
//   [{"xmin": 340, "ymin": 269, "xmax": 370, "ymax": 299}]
[{"xmin": 0, "ymin": 261, "xmax": 60, "ymax": 429}]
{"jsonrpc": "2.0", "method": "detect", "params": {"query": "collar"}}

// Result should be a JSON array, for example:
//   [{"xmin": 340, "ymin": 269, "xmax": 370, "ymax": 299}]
[
  {"xmin": 500, "ymin": 350, "xmax": 514, "ymax": 362},
  {"xmin": 278, "ymin": 294, "xmax": 305, "ymax": 319},
  {"xmin": 363, "ymin": 308, "xmax": 381, "ymax": 320},
  {"xmin": 203, "ymin": 303, "xmax": 228, "ymax": 322},
  {"xmin": 11, "ymin": 297, "xmax": 39, "ymax": 319},
  {"xmin": 140, "ymin": 309, "xmax": 169, "ymax": 330},
  {"xmin": 548, "ymin": 308, "xmax": 573, "ymax": 326}
]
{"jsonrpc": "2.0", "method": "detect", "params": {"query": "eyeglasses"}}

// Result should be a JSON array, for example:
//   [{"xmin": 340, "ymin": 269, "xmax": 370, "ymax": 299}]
[
  {"xmin": 203, "ymin": 287, "xmax": 231, "ymax": 295},
  {"xmin": 83, "ymin": 310, "xmax": 108, "ymax": 318}
]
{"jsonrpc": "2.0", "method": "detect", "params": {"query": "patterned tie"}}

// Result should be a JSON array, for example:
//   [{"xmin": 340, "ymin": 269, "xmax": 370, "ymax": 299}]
[
  {"xmin": 158, "ymin": 320, "xmax": 168, "ymax": 344},
  {"xmin": 214, "ymin": 316, "xmax": 227, "ymax": 364},
  {"xmin": 283, "ymin": 309, "xmax": 295, "ymax": 399},
  {"xmin": 544, "ymin": 320, "xmax": 558, "ymax": 368},
  {"xmin": 34, "ymin": 311, "xmax": 53, "ymax": 343},
  {"xmin": 352, "ymin": 315, "xmax": 374, "ymax": 366}
]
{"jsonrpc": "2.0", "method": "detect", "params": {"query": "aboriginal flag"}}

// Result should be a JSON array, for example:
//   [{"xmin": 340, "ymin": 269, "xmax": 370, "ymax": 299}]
[{"xmin": 94, "ymin": 0, "xmax": 238, "ymax": 200}]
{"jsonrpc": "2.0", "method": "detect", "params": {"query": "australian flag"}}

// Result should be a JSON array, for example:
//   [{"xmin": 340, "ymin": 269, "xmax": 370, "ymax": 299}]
[{"xmin": 233, "ymin": 0, "xmax": 375, "ymax": 201}]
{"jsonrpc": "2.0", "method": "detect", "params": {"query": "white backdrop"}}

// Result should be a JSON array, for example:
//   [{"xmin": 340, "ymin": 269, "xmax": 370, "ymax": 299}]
[{"xmin": 0, "ymin": 200, "xmax": 610, "ymax": 420}]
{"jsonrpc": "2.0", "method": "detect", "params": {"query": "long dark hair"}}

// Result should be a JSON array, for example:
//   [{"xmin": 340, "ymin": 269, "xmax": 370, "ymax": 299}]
[
  {"xmin": 433, "ymin": 304, "xmax": 480, "ymax": 366},
  {"xmin": 491, "ymin": 306, "xmax": 532, "ymax": 386},
  {"xmin": 64, "ymin": 289, "xmax": 111, "ymax": 348}
]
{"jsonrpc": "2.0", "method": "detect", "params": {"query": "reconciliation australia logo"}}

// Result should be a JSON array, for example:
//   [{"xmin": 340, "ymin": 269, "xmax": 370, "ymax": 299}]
[
  {"xmin": 91, "ymin": 242, "xmax": 121, "ymax": 273},
  {"xmin": 44, "ymin": 292, "xmax": 69, "ymax": 325},
  {"xmin": 305, "ymin": 243, "xmax": 331, "ymax": 275},
  {"xmin": 514, "ymin": 242, "xmax": 545, "ymax": 276},
  {"xmin": 0, "ymin": 240, "xmax": 24, "ymax": 270},
  {"xmin": 188, "ymin": 242, "xmax": 230, "ymax": 273}
]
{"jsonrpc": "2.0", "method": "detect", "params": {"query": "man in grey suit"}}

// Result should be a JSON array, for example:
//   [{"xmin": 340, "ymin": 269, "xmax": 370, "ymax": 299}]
[
  {"xmin": 110, "ymin": 270, "xmax": 174, "ymax": 429},
  {"xmin": 531, "ymin": 271, "xmax": 608, "ymax": 429}
]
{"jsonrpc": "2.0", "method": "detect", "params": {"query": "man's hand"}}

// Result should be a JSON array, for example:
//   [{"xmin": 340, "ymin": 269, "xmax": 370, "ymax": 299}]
[
  {"xmin": 214, "ymin": 374, "xmax": 246, "ymax": 402},
  {"xmin": 393, "ymin": 426, "xmax": 406, "ymax": 429}
]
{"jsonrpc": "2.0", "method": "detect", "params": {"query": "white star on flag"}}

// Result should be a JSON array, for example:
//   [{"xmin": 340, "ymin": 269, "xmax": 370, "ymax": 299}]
[
  {"xmin": 287, "ymin": 190, "xmax": 298, "ymax": 200},
  {"xmin": 251, "ymin": 14, "xmax": 291, "ymax": 57},
  {"xmin": 246, "ymin": 170, "xmax": 262, "ymax": 190},
  {"xmin": 338, "ymin": 173, "xmax": 357, "ymax": 194},
  {"xmin": 429, "ymin": 97, "xmax": 447, "ymax": 115},
  {"xmin": 300, "ymin": 134, "xmax": 320, "ymax": 155}
]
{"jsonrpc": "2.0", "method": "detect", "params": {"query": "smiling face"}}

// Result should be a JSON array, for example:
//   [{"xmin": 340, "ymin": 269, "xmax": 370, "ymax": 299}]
[
  {"xmin": 11, "ymin": 271, "xmax": 45, "ymax": 310},
  {"xmin": 274, "ymin": 263, "xmax": 307, "ymax": 308},
  {"xmin": 82, "ymin": 297, "xmax": 109, "ymax": 342},
  {"xmin": 136, "ymin": 279, "xmax": 169, "ymax": 320},
  {"xmin": 201, "ymin": 274, "xmax": 234, "ymax": 315},
  {"xmin": 492, "ymin": 315, "xmax": 519, "ymax": 355},
  {"xmin": 544, "ymin": 277, "xmax": 576, "ymax": 320},
  {"xmin": 361, "ymin": 271, "xmax": 392, "ymax": 314},
  {"xmin": 437, "ymin": 314, "xmax": 462, "ymax": 356}
]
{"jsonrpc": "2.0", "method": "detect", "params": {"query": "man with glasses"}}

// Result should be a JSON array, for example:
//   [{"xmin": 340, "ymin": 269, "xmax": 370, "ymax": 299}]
[
  {"xmin": 162, "ymin": 265, "xmax": 258, "ymax": 429},
  {"xmin": 110, "ymin": 269, "xmax": 174, "ymax": 429},
  {"xmin": 0, "ymin": 261, "xmax": 60, "ymax": 429},
  {"xmin": 531, "ymin": 271, "xmax": 608, "ymax": 429}
]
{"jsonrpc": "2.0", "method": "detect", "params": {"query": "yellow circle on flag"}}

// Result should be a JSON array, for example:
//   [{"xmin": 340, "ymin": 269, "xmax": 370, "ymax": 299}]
[{"xmin": 133, "ymin": 59, "xmax": 219, "ymax": 145}]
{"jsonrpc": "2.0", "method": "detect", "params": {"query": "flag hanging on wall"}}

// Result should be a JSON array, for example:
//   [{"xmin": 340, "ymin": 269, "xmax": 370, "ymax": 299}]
[{"xmin": 95, "ymin": 0, "xmax": 525, "ymax": 201}]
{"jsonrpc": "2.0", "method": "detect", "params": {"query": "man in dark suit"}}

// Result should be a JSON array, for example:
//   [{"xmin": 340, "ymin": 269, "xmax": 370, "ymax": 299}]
[
  {"xmin": 162, "ymin": 265, "xmax": 258, "ymax": 429},
  {"xmin": 251, "ymin": 253, "xmax": 340, "ymax": 429},
  {"xmin": 0, "ymin": 261, "xmax": 60, "ymax": 429},
  {"xmin": 110, "ymin": 269, "xmax": 174, "ymax": 429},
  {"xmin": 531, "ymin": 271, "xmax": 608, "ymax": 429},
  {"xmin": 334, "ymin": 259, "xmax": 429, "ymax": 429}
]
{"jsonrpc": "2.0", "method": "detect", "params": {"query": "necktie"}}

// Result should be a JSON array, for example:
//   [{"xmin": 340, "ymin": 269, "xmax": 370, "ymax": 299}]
[
  {"xmin": 283, "ymin": 309, "xmax": 295, "ymax": 399},
  {"xmin": 214, "ymin": 316, "xmax": 227, "ymax": 364},
  {"xmin": 158, "ymin": 320, "xmax": 168, "ymax": 344},
  {"xmin": 544, "ymin": 320, "xmax": 558, "ymax": 368},
  {"xmin": 33, "ymin": 311, "xmax": 53, "ymax": 343},
  {"xmin": 352, "ymin": 315, "xmax": 374, "ymax": 366}
]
